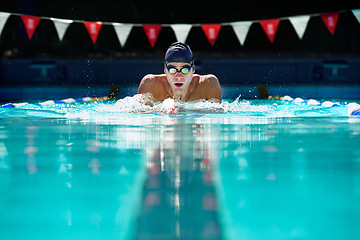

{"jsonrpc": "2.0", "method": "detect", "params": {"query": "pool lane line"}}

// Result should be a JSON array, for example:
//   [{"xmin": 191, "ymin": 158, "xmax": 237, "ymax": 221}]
[
  {"xmin": 0, "ymin": 86, "xmax": 119, "ymax": 109},
  {"xmin": 257, "ymin": 85, "xmax": 360, "ymax": 117}
]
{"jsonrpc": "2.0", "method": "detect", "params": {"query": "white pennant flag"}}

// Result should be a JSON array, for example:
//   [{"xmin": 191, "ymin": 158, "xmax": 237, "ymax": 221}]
[
  {"xmin": 170, "ymin": 24, "xmax": 192, "ymax": 43},
  {"xmin": 0, "ymin": 12, "xmax": 10, "ymax": 35},
  {"xmin": 113, "ymin": 23, "xmax": 133, "ymax": 47},
  {"xmin": 289, "ymin": 15, "xmax": 310, "ymax": 39},
  {"xmin": 230, "ymin": 21, "xmax": 252, "ymax": 45},
  {"xmin": 51, "ymin": 18, "xmax": 73, "ymax": 41},
  {"xmin": 352, "ymin": 9, "xmax": 360, "ymax": 24}
]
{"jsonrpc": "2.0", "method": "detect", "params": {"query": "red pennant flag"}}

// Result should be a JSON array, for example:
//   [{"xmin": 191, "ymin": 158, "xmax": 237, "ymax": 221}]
[
  {"xmin": 21, "ymin": 15, "xmax": 41, "ymax": 40},
  {"xmin": 83, "ymin": 21, "xmax": 103, "ymax": 44},
  {"xmin": 259, "ymin": 19, "xmax": 280, "ymax": 43},
  {"xmin": 320, "ymin": 13, "xmax": 339, "ymax": 35},
  {"xmin": 201, "ymin": 24, "xmax": 221, "ymax": 46},
  {"xmin": 142, "ymin": 25, "xmax": 162, "ymax": 47}
]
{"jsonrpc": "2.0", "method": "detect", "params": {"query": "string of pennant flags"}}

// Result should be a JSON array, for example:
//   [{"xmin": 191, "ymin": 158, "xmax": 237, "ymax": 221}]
[{"xmin": 0, "ymin": 9, "xmax": 359, "ymax": 48}]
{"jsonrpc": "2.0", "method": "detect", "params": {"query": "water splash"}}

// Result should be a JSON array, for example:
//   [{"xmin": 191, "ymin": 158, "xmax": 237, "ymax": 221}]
[
  {"xmin": 0, "ymin": 93, "xmax": 356, "ymax": 119},
  {"xmin": 93, "ymin": 94, "xmax": 270, "ymax": 114}
]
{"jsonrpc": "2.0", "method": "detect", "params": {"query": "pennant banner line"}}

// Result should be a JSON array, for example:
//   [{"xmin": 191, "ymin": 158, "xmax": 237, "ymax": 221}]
[
  {"xmin": 3, "ymin": 8, "xmax": 353, "ymax": 27},
  {"xmin": 0, "ymin": 8, "xmax": 359, "ymax": 47}
]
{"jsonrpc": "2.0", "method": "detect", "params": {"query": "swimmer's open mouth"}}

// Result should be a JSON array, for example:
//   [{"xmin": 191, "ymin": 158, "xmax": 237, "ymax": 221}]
[{"xmin": 174, "ymin": 83, "xmax": 183, "ymax": 87}]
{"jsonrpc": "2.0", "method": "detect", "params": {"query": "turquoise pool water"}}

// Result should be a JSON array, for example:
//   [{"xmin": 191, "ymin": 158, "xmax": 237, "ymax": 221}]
[{"xmin": 1, "ymin": 96, "xmax": 360, "ymax": 240}]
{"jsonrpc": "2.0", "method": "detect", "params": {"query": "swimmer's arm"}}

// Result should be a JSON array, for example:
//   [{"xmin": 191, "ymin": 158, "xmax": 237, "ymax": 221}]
[
  {"xmin": 203, "ymin": 75, "xmax": 222, "ymax": 102},
  {"xmin": 137, "ymin": 75, "xmax": 177, "ymax": 114}
]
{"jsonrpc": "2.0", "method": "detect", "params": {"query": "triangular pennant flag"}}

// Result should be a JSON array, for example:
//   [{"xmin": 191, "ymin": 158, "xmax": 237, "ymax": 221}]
[
  {"xmin": 21, "ymin": 15, "xmax": 41, "ymax": 40},
  {"xmin": 112, "ymin": 23, "xmax": 133, "ymax": 47},
  {"xmin": 230, "ymin": 21, "xmax": 252, "ymax": 45},
  {"xmin": 83, "ymin": 21, "xmax": 103, "ymax": 44},
  {"xmin": 288, "ymin": 15, "xmax": 310, "ymax": 39},
  {"xmin": 201, "ymin": 24, "xmax": 221, "ymax": 46},
  {"xmin": 259, "ymin": 19, "xmax": 280, "ymax": 43},
  {"xmin": 352, "ymin": 9, "xmax": 360, "ymax": 24},
  {"xmin": 142, "ymin": 24, "xmax": 162, "ymax": 47},
  {"xmin": 50, "ymin": 18, "xmax": 73, "ymax": 41},
  {"xmin": 0, "ymin": 12, "xmax": 10, "ymax": 36},
  {"xmin": 170, "ymin": 24, "xmax": 192, "ymax": 43},
  {"xmin": 320, "ymin": 12, "xmax": 339, "ymax": 35}
]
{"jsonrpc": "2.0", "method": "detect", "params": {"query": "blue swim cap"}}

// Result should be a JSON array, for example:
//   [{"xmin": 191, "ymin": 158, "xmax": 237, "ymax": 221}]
[{"xmin": 164, "ymin": 42, "xmax": 194, "ymax": 65}]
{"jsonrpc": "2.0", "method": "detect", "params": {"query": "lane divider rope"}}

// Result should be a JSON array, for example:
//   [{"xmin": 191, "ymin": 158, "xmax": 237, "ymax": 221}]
[
  {"xmin": 257, "ymin": 85, "xmax": 360, "ymax": 116},
  {"xmin": 2, "ymin": 85, "xmax": 359, "ymax": 116},
  {"xmin": 0, "ymin": 86, "xmax": 119, "ymax": 109}
]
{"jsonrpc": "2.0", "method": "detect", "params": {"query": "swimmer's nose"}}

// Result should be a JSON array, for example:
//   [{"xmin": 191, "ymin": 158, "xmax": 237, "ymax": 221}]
[{"xmin": 174, "ymin": 74, "xmax": 184, "ymax": 80}]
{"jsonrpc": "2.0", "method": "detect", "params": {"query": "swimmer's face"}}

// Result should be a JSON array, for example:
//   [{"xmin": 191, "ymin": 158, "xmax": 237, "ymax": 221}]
[{"xmin": 164, "ymin": 62, "xmax": 194, "ymax": 94}]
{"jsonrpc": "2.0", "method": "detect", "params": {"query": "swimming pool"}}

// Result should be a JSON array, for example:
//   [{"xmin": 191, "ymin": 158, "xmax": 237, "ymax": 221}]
[{"xmin": 1, "ymin": 95, "xmax": 360, "ymax": 240}]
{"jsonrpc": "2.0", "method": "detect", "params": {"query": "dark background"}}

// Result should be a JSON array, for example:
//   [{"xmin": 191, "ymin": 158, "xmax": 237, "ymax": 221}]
[
  {"xmin": 2, "ymin": 0, "xmax": 359, "ymax": 24},
  {"xmin": 0, "ymin": 0, "xmax": 360, "ymax": 101},
  {"xmin": 0, "ymin": 0, "xmax": 360, "ymax": 59}
]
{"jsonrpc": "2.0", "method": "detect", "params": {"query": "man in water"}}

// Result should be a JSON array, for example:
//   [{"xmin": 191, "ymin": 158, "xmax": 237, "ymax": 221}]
[{"xmin": 137, "ymin": 42, "xmax": 222, "ymax": 113}]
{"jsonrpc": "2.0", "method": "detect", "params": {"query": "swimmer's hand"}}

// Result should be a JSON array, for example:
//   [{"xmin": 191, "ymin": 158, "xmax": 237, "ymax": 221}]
[{"xmin": 163, "ymin": 98, "xmax": 179, "ymax": 115}]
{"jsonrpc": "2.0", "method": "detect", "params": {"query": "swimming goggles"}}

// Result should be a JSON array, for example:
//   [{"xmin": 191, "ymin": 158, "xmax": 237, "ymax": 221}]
[{"xmin": 166, "ymin": 65, "xmax": 192, "ymax": 74}]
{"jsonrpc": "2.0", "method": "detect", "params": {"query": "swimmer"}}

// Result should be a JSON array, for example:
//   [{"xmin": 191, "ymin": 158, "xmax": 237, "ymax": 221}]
[{"xmin": 138, "ymin": 42, "xmax": 222, "ymax": 114}]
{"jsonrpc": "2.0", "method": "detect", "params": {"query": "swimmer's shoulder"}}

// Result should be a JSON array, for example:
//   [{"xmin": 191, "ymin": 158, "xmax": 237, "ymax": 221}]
[
  {"xmin": 140, "ymin": 74, "xmax": 165, "ymax": 84},
  {"xmin": 138, "ymin": 74, "xmax": 167, "ymax": 94},
  {"xmin": 196, "ymin": 74, "xmax": 222, "ymax": 101},
  {"xmin": 197, "ymin": 74, "xmax": 221, "ymax": 87}
]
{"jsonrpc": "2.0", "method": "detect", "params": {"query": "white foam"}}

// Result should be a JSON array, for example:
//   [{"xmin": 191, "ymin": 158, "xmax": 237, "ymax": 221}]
[
  {"xmin": 282, "ymin": 95, "xmax": 293, "ymax": 101},
  {"xmin": 307, "ymin": 99, "xmax": 320, "ymax": 105},
  {"xmin": 62, "ymin": 94, "xmax": 359, "ymax": 119},
  {"xmin": 40, "ymin": 100, "xmax": 55, "ymax": 105},
  {"xmin": 294, "ymin": 98, "xmax": 304, "ymax": 104},
  {"xmin": 70, "ymin": 94, "xmax": 271, "ymax": 117},
  {"xmin": 347, "ymin": 102, "xmax": 360, "ymax": 116},
  {"xmin": 321, "ymin": 101, "xmax": 335, "ymax": 107},
  {"xmin": 63, "ymin": 98, "xmax": 76, "ymax": 103}
]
